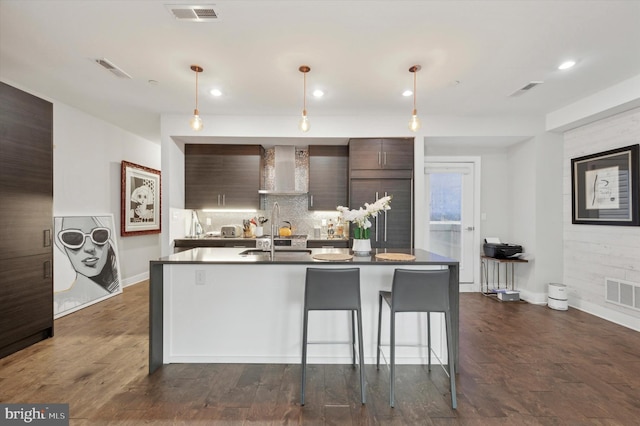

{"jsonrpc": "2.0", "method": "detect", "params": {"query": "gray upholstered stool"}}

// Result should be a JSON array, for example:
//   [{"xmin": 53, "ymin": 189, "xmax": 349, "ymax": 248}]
[
  {"xmin": 376, "ymin": 268, "xmax": 457, "ymax": 409},
  {"xmin": 301, "ymin": 267, "xmax": 365, "ymax": 406}
]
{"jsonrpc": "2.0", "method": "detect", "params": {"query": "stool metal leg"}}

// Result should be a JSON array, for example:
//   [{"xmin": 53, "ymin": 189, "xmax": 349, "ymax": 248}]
[
  {"xmin": 390, "ymin": 309, "xmax": 396, "ymax": 408},
  {"xmin": 445, "ymin": 310, "xmax": 457, "ymax": 409},
  {"xmin": 376, "ymin": 292, "xmax": 383, "ymax": 370},
  {"xmin": 351, "ymin": 310, "xmax": 356, "ymax": 367},
  {"xmin": 427, "ymin": 312, "xmax": 431, "ymax": 371},
  {"xmin": 301, "ymin": 309, "xmax": 309, "ymax": 406},
  {"xmin": 356, "ymin": 308, "xmax": 366, "ymax": 405}
]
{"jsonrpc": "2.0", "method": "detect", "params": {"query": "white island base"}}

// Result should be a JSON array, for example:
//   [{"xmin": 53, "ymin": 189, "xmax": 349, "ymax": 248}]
[{"xmin": 150, "ymin": 248, "xmax": 459, "ymax": 372}]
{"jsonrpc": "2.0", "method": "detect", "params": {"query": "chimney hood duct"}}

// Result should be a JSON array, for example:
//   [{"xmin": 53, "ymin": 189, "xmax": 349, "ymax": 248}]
[{"xmin": 258, "ymin": 145, "xmax": 307, "ymax": 195}]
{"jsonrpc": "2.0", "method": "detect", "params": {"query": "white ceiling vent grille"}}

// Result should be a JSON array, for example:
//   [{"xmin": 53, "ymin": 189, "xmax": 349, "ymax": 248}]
[
  {"xmin": 95, "ymin": 58, "xmax": 132, "ymax": 79},
  {"xmin": 166, "ymin": 4, "xmax": 219, "ymax": 21},
  {"xmin": 508, "ymin": 80, "xmax": 544, "ymax": 97}
]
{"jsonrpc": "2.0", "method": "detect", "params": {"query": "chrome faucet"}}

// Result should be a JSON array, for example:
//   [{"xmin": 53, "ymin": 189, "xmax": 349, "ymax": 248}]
[{"xmin": 270, "ymin": 201, "xmax": 280, "ymax": 259}]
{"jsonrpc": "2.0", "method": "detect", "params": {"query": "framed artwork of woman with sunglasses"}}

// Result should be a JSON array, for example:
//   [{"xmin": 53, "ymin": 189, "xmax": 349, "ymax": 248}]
[{"xmin": 53, "ymin": 215, "xmax": 122, "ymax": 318}]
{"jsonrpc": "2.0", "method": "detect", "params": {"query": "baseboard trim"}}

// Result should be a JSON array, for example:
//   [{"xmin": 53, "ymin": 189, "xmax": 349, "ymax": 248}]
[
  {"xmin": 569, "ymin": 298, "xmax": 640, "ymax": 332},
  {"xmin": 122, "ymin": 271, "xmax": 149, "ymax": 288},
  {"xmin": 519, "ymin": 289, "xmax": 548, "ymax": 305}
]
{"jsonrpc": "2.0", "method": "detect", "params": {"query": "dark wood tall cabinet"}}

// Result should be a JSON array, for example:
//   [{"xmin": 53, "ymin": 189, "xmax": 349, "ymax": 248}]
[
  {"xmin": 0, "ymin": 82, "xmax": 54, "ymax": 358},
  {"xmin": 349, "ymin": 138, "xmax": 414, "ymax": 248}
]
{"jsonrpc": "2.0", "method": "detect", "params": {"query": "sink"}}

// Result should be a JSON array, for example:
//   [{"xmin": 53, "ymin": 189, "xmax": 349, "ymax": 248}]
[{"xmin": 239, "ymin": 249, "xmax": 312, "ymax": 256}]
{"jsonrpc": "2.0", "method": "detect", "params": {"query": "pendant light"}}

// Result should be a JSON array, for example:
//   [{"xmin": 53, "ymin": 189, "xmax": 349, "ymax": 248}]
[
  {"xmin": 408, "ymin": 65, "xmax": 422, "ymax": 132},
  {"xmin": 298, "ymin": 65, "xmax": 310, "ymax": 132},
  {"xmin": 189, "ymin": 65, "xmax": 203, "ymax": 131}
]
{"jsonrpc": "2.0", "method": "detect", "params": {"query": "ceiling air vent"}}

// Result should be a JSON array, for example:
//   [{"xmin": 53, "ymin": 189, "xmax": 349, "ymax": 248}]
[
  {"xmin": 95, "ymin": 58, "xmax": 132, "ymax": 79},
  {"xmin": 508, "ymin": 80, "xmax": 544, "ymax": 97},
  {"xmin": 166, "ymin": 4, "xmax": 219, "ymax": 21}
]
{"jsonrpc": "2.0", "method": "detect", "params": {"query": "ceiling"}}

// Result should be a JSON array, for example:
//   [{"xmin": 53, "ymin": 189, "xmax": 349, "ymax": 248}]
[{"xmin": 1, "ymin": 0, "xmax": 639, "ymax": 143}]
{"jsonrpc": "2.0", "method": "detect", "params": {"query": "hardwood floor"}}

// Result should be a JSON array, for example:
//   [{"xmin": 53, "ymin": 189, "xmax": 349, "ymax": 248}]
[{"xmin": 1, "ymin": 281, "xmax": 639, "ymax": 425}]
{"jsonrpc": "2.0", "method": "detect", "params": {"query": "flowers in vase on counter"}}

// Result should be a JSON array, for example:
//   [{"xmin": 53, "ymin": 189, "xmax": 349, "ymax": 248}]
[{"xmin": 337, "ymin": 195, "xmax": 391, "ymax": 239}]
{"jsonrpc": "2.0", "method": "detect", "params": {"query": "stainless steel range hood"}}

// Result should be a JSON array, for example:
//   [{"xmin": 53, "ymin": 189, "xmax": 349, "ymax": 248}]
[{"xmin": 258, "ymin": 145, "xmax": 308, "ymax": 195}]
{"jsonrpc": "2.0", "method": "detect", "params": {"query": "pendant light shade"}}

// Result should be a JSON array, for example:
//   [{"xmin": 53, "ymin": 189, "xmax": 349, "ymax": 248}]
[
  {"xmin": 190, "ymin": 65, "xmax": 203, "ymax": 131},
  {"xmin": 298, "ymin": 65, "xmax": 310, "ymax": 132},
  {"xmin": 408, "ymin": 65, "xmax": 422, "ymax": 132}
]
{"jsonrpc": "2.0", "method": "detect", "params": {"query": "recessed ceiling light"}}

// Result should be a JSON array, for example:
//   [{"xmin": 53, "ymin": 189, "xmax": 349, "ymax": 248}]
[
  {"xmin": 312, "ymin": 89, "xmax": 324, "ymax": 97},
  {"xmin": 210, "ymin": 88, "xmax": 222, "ymax": 96},
  {"xmin": 402, "ymin": 90, "xmax": 413, "ymax": 97},
  {"xmin": 558, "ymin": 60, "xmax": 576, "ymax": 70}
]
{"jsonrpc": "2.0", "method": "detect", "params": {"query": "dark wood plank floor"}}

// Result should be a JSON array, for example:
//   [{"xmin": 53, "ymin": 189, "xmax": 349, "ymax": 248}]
[{"xmin": 1, "ymin": 281, "xmax": 639, "ymax": 425}]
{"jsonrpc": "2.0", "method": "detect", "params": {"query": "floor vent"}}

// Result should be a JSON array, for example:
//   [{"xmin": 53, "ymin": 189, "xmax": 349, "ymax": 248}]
[
  {"xmin": 605, "ymin": 277, "xmax": 640, "ymax": 311},
  {"xmin": 95, "ymin": 58, "xmax": 132, "ymax": 79},
  {"xmin": 166, "ymin": 4, "xmax": 219, "ymax": 21}
]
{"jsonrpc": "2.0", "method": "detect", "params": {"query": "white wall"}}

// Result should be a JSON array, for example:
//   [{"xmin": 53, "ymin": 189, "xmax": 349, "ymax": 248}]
[
  {"xmin": 507, "ymin": 132, "xmax": 564, "ymax": 302},
  {"xmin": 54, "ymin": 102, "xmax": 161, "ymax": 286},
  {"xmin": 533, "ymin": 132, "xmax": 564, "ymax": 296},
  {"xmin": 563, "ymin": 107, "xmax": 640, "ymax": 330}
]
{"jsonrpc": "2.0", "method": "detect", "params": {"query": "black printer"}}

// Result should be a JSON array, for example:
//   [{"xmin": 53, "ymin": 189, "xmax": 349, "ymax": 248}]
[{"xmin": 483, "ymin": 240, "xmax": 523, "ymax": 259}]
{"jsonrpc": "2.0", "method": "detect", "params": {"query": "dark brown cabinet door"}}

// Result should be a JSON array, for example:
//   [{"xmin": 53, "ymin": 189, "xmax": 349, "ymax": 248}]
[
  {"xmin": 185, "ymin": 145, "xmax": 263, "ymax": 209},
  {"xmin": 379, "ymin": 178, "xmax": 413, "ymax": 248},
  {"xmin": 308, "ymin": 145, "xmax": 348, "ymax": 210},
  {"xmin": 349, "ymin": 138, "xmax": 413, "ymax": 170},
  {"xmin": 0, "ymin": 255, "xmax": 53, "ymax": 358},
  {"xmin": 221, "ymin": 153, "xmax": 262, "ymax": 209},
  {"xmin": 0, "ymin": 82, "xmax": 53, "ymax": 260},
  {"xmin": 348, "ymin": 138, "xmax": 383, "ymax": 170},
  {"xmin": 349, "ymin": 178, "xmax": 413, "ymax": 248},
  {"xmin": 381, "ymin": 138, "xmax": 414, "ymax": 170}
]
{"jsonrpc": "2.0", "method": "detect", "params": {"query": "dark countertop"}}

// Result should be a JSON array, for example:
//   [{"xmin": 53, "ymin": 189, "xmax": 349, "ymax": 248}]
[
  {"xmin": 153, "ymin": 247, "xmax": 458, "ymax": 265},
  {"xmin": 174, "ymin": 236, "xmax": 349, "ymax": 242}
]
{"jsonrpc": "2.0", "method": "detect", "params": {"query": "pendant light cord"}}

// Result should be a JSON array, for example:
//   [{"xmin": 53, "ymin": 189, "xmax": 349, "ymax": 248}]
[
  {"xmin": 413, "ymin": 69, "xmax": 417, "ymax": 114},
  {"xmin": 303, "ymin": 71, "xmax": 307, "ymax": 115},
  {"xmin": 195, "ymin": 70, "xmax": 199, "ymax": 112}
]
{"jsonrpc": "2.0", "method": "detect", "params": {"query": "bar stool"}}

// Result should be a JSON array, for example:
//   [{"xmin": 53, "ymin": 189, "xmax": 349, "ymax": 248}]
[
  {"xmin": 376, "ymin": 268, "xmax": 457, "ymax": 409},
  {"xmin": 301, "ymin": 267, "xmax": 365, "ymax": 406}
]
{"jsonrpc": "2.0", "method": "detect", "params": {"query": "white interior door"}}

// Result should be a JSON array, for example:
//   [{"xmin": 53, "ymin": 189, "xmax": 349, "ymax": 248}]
[{"xmin": 424, "ymin": 161, "xmax": 479, "ymax": 286}]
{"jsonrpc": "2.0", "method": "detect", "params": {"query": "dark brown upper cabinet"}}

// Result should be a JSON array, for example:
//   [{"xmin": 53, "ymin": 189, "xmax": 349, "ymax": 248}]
[
  {"xmin": 348, "ymin": 138, "xmax": 414, "ymax": 171},
  {"xmin": 308, "ymin": 145, "xmax": 348, "ymax": 210},
  {"xmin": 185, "ymin": 144, "xmax": 264, "ymax": 210}
]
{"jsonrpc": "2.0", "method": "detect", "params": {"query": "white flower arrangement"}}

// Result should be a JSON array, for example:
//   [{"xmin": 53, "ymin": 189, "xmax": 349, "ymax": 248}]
[{"xmin": 337, "ymin": 195, "xmax": 392, "ymax": 239}]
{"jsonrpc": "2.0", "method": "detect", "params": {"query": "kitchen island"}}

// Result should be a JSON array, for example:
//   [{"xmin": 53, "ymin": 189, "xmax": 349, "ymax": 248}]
[{"xmin": 149, "ymin": 247, "xmax": 459, "ymax": 374}]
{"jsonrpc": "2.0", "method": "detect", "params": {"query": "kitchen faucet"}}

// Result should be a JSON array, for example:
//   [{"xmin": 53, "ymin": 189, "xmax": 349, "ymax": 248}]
[{"xmin": 270, "ymin": 201, "xmax": 280, "ymax": 259}]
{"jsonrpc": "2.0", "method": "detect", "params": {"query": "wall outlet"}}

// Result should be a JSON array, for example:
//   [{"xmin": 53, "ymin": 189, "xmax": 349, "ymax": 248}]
[{"xmin": 195, "ymin": 270, "xmax": 206, "ymax": 285}]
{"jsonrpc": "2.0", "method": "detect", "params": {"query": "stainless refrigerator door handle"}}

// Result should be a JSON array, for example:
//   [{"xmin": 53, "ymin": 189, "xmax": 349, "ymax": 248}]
[
  {"xmin": 384, "ymin": 191, "xmax": 388, "ymax": 242},
  {"xmin": 375, "ymin": 191, "xmax": 379, "ymax": 241}
]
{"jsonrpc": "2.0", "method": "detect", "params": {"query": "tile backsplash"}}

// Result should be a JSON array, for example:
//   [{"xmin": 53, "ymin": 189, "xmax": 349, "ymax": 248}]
[{"xmin": 194, "ymin": 194, "xmax": 346, "ymax": 238}]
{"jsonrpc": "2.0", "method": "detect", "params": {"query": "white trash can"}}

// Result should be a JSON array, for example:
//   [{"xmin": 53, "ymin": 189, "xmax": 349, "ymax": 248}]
[{"xmin": 548, "ymin": 283, "xmax": 568, "ymax": 310}]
